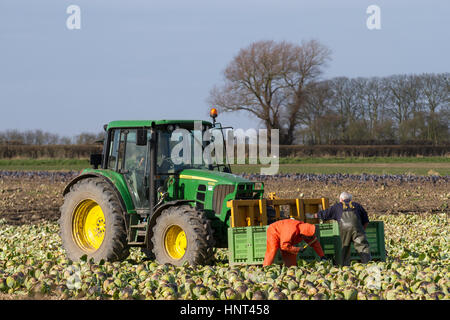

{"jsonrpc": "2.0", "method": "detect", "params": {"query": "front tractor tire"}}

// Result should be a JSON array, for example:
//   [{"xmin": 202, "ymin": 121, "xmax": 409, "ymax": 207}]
[
  {"xmin": 152, "ymin": 205, "xmax": 215, "ymax": 266},
  {"xmin": 59, "ymin": 178, "xmax": 129, "ymax": 262}
]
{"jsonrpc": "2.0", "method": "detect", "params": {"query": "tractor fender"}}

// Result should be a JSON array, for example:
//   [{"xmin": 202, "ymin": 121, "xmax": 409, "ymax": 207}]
[
  {"xmin": 63, "ymin": 173, "xmax": 129, "ymax": 222},
  {"xmin": 146, "ymin": 200, "xmax": 192, "ymax": 250}
]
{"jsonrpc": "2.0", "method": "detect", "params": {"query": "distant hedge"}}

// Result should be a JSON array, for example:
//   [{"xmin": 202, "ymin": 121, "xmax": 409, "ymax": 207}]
[
  {"xmin": 279, "ymin": 145, "xmax": 450, "ymax": 157},
  {"xmin": 0, "ymin": 145, "xmax": 102, "ymax": 159},
  {"xmin": 0, "ymin": 144, "xmax": 448, "ymax": 159},
  {"xmin": 328, "ymin": 140, "xmax": 450, "ymax": 146}
]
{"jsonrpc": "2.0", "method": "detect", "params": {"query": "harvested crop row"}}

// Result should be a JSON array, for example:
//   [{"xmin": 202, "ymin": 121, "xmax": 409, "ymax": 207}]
[{"xmin": 0, "ymin": 213, "xmax": 448, "ymax": 300}]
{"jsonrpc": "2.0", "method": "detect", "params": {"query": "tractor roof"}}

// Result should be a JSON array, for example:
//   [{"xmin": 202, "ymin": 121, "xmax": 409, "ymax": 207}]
[{"xmin": 107, "ymin": 120, "xmax": 212, "ymax": 130}]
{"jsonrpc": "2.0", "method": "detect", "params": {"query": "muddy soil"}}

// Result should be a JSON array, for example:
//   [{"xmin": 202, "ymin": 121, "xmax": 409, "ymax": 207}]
[
  {"xmin": 262, "ymin": 179, "xmax": 449, "ymax": 215},
  {"xmin": 0, "ymin": 174, "xmax": 448, "ymax": 225},
  {"xmin": 0, "ymin": 176, "xmax": 66, "ymax": 225}
]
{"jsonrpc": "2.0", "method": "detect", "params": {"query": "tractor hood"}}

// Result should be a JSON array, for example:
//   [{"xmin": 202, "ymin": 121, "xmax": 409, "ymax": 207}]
[{"xmin": 178, "ymin": 169, "xmax": 251, "ymax": 186}]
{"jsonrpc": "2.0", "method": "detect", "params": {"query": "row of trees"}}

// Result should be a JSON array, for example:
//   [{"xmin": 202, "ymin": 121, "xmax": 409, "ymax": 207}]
[
  {"xmin": 297, "ymin": 73, "xmax": 449, "ymax": 145},
  {"xmin": 209, "ymin": 40, "xmax": 449, "ymax": 145},
  {"xmin": 0, "ymin": 129, "xmax": 104, "ymax": 145}
]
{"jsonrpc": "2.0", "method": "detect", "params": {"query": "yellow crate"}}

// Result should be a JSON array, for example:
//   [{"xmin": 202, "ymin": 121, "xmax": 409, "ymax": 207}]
[
  {"xmin": 227, "ymin": 199, "xmax": 268, "ymax": 227},
  {"xmin": 227, "ymin": 197, "xmax": 329, "ymax": 227}
]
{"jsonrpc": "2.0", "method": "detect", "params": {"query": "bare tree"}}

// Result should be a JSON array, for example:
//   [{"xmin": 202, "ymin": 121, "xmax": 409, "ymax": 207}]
[
  {"xmin": 59, "ymin": 136, "xmax": 73, "ymax": 145},
  {"xmin": 387, "ymin": 75, "xmax": 423, "ymax": 140},
  {"xmin": 354, "ymin": 77, "xmax": 390, "ymax": 140},
  {"xmin": 386, "ymin": 74, "xmax": 410, "ymax": 126},
  {"xmin": 421, "ymin": 73, "xmax": 449, "ymax": 143},
  {"xmin": 328, "ymin": 77, "xmax": 362, "ymax": 141},
  {"xmin": 208, "ymin": 39, "xmax": 331, "ymax": 144},
  {"xmin": 34, "ymin": 129, "xmax": 46, "ymax": 145},
  {"xmin": 0, "ymin": 129, "xmax": 97, "ymax": 145},
  {"xmin": 75, "ymin": 132, "xmax": 104, "ymax": 145},
  {"xmin": 282, "ymin": 40, "xmax": 333, "ymax": 144},
  {"xmin": 296, "ymin": 80, "xmax": 334, "ymax": 144},
  {"xmin": 0, "ymin": 129, "xmax": 25, "ymax": 144}
]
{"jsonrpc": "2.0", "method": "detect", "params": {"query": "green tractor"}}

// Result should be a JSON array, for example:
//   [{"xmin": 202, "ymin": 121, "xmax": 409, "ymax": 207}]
[{"xmin": 59, "ymin": 111, "xmax": 266, "ymax": 266}]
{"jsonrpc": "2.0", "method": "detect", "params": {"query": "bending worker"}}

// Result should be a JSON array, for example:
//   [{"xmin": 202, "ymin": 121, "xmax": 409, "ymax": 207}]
[
  {"xmin": 307, "ymin": 192, "xmax": 371, "ymax": 266},
  {"xmin": 263, "ymin": 219, "xmax": 326, "ymax": 267}
]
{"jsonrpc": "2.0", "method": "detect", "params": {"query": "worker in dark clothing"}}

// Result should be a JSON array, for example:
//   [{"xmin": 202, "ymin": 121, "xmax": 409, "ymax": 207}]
[
  {"xmin": 263, "ymin": 219, "xmax": 326, "ymax": 267},
  {"xmin": 307, "ymin": 192, "xmax": 371, "ymax": 266}
]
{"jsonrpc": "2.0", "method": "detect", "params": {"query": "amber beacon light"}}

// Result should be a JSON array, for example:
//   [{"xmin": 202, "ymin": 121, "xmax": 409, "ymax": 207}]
[{"xmin": 210, "ymin": 107, "xmax": 218, "ymax": 124}]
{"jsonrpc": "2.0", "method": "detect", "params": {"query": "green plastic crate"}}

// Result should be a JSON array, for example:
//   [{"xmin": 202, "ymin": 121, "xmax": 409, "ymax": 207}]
[
  {"xmin": 350, "ymin": 221, "xmax": 386, "ymax": 262},
  {"xmin": 286, "ymin": 223, "xmax": 341, "ymax": 263},
  {"xmin": 315, "ymin": 221, "xmax": 386, "ymax": 264},
  {"xmin": 319, "ymin": 221, "xmax": 340, "ymax": 237},
  {"xmin": 227, "ymin": 221, "xmax": 386, "ymax": 265},
  {"xmin": 228, "ymin": 226, "xmax": 268, "ymax": 265},
  {"xmin": 227, "ymin": 224, "xmax": 336, "ymax": 265}
]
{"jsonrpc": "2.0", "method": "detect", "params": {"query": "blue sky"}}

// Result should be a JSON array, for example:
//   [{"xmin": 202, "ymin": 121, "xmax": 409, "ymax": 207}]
[{"xmin": 0, "ymin": 0, "xmax": 448, "ymax": 137}]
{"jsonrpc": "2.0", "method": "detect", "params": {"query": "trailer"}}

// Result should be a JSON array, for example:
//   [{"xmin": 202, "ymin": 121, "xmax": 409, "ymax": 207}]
[{"xmin": 227, "ymin": 196, "xmax": 386, "ymax": 265}]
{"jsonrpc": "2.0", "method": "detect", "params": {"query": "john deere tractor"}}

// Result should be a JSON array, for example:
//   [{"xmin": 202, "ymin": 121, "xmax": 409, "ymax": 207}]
[{"xmin": 59, "ymin": 110, "xmax": 267, "ymax": 265}]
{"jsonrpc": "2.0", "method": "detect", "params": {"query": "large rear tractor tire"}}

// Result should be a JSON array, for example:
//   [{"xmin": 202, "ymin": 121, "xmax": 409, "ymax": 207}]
[
  {"xmin": 59, "ymin": 178, "xmax": 129, "ymax": 262},
  {"xmin": 151, "ymin": 205, "xmax": 215, "ymax": 266}
]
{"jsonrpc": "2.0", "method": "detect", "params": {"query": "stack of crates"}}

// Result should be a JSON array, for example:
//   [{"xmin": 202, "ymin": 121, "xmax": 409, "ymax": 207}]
[{"xmin": 227, "ymin": 221, "xmax": 386, "ymax": 265}]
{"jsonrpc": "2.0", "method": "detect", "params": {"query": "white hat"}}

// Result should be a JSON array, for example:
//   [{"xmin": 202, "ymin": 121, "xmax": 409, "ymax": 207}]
[{"xmin": 339, "ymin": 192, "xmax": 352, "ymax": 202}]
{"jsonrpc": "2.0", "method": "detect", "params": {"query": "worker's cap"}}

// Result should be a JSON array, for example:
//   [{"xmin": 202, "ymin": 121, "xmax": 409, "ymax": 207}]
[
  {"xmin": 339, "ymin": 192, "xmax": 352, "ymax": 202},
  {"xmin": 298, "ymin": 223, "xmax": 316, "ymax": 237}
]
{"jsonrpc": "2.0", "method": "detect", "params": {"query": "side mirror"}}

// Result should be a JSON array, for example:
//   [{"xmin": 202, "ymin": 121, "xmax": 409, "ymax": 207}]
[
  {"xmin": 137, "ymin": 128, "xmax": 148, "ymax": 146},
  {"xmin": 90, "ymin": 153, "xmax": 102, "ymax": 169}
]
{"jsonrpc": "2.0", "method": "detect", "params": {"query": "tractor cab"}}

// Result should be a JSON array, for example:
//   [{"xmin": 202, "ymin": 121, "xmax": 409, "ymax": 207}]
[{"xmin": 96, "ymin": 119, "xmax": 233, "ymax": 212}]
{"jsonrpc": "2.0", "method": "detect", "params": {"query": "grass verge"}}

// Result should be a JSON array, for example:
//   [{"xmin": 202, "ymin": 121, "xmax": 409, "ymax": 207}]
[
  {"xmin": 0, "ymin": 157, "xmax": 449, "ymax": 175},
  {"xmin": 230, "ymin": 164, "xmax": 450, "ymax": 175},
  {"xmin": 0, "ymin": 159, "xmax": 88, "ymax": 171}
]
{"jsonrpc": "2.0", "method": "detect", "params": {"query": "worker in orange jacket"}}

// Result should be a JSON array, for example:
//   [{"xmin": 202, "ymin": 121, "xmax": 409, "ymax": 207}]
[{"xmin": 263, "ymin": 219, "xmax": 326, "ymax": 267}]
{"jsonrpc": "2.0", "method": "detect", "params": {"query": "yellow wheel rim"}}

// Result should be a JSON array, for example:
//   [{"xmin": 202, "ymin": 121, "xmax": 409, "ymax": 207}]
[
  {"xmin": 72, "ymin": 199, "xmax": 105, "ymax": 252},
  {"xmin": 164, "ymin": 225, "xmax": 187, "ymax": 260}
]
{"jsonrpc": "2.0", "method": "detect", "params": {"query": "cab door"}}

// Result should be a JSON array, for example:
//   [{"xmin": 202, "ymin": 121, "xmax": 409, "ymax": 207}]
[{"xmin": 107, "ymin": 128, "xmax": 151, "ymax": 209}]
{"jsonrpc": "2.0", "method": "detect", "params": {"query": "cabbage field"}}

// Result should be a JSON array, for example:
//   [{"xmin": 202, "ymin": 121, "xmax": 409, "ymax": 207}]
[{"xmin": 0, "ymin": 171, "xmax": 448, "ymax": 300}]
